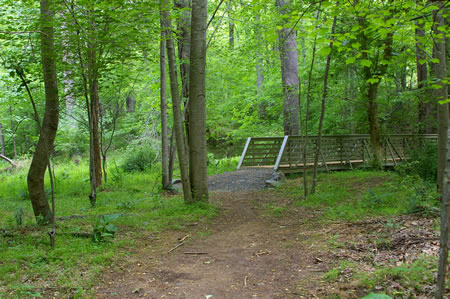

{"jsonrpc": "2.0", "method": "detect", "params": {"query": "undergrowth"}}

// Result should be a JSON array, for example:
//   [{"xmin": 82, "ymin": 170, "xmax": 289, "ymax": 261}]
[
  {"xmin": 0, "ymin": 156, "xmax": 218, "ymax": 297},
  {"xmin": 280, "ymin": 170, "xmax": 439, "ymax": 222}
]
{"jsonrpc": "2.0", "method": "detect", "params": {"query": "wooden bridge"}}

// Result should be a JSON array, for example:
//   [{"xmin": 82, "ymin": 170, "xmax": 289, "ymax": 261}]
[{"xmin": 237, "ymin": 134, "xmax": 437, "ymax": 173}]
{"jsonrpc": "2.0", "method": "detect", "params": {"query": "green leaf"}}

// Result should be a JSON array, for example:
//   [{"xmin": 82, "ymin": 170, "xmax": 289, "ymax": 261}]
[
  {"xmin": 418, "ymin": 59, "xmax": 427, "ymax": 65},
  {"xmin": 346, "ymin": 57, "xmax": 356, "ymax": 64},
  {"xmin": 367, "ymin": 78, "xmax": 380, "ymax": 84},
  {"xmin": 431, "ymin": 84, "xmax": 442, "ymax": 89},
  {"xmin": 361, "ymin": 59, "xmax": 372, "ymax": 67},
  {"xmin": 105, "ymin": 223, "xmax": 118, "ymax": 233},
  {"xmin": 100, "ymin": 213, "xmax": 121, "ymax": 224},
  {"xmin": 320, "ymin": 47, "xmax": 331, "ymax": 57},
  {"xmin": 351, "ymin": 42, "xmax": 361, "ymax": 49}
]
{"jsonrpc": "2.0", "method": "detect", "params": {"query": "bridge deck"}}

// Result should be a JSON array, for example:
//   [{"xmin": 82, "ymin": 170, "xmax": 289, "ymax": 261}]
[{"xmin": 237, "ymin": 134, "xmax": 437, "ymax": 173}]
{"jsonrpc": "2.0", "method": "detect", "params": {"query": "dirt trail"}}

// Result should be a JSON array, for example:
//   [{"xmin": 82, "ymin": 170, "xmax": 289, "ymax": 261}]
[{"xmin": 96, "ymin": 185, "xmax": 329, "ymax": 298}]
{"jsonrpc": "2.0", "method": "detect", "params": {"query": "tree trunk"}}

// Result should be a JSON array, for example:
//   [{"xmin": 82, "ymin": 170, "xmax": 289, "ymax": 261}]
[
  {"xmin": 358, "ymin": 14, "xmax": 393, "ymax": 168},
  {"xmin": 126, "ymin": 95, "xmax": 136, "ymax": 112},
  {"xmin": 87, "ymin": 35, "xmax": 102, "ymax": 187},
  {"xmin": 188, "ymin": 0, "xmax": 208, "ymax": 201},
  {"xmin": 435, "ymin": 6, "xmax": 449, "ymax": 295},
  {"xmin": 27, "ymin": 0, "xmax": 59, "ymax": 221},
  {"xmin": 175, "ymin": 0, "xmax": 191, "ymax": 103},
  {"xmin": 276, "ymin": 0, "xmax": 299, "ymax": 136},
  {"xmin": 9, "ymin": 105, "xmax": 16, "ymax": 160},
  {"xmin": 302, "ymin": 21, "xmax": 319, "ymax": 197},
  {"xmin": 255, "ymin": 14, "xmax": 266, "ymax": 119},
  {"xmin": 228, "ymin": 0, "xmax": 234, "ymax": 49},
  {"xmin": 311, "ymin": 15, "xmax": 336, "ymax": 194},
  {"xmin": 161, "ymin": 0, "xmax": 192, "ymax": 201},
  {"xmin": 160, "ymin": 18, "xmax": 170, "ymax": 189},
  {"xmin": 0, "ymin": 122, "xmax": 5, "ymax": 156},
  {"xmin": 416, "ymin": 22, "xmax": 435, "ymax": 134}
]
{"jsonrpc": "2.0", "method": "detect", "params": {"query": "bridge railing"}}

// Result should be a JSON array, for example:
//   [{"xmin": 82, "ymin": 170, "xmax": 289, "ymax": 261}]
[{"xmin": 237, "ymin": 134, "xmax": 437, "ymax": 173}]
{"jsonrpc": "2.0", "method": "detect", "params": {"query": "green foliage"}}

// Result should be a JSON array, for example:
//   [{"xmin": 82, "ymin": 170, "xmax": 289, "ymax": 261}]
[
  {"xmin": 207, "ymin": 155, "xmax": 240, "ymax": 176},
  {"xmin": 358, "ymin": 257, "xmax": 439, "ymax": 295},
  {"xmin": 395, "ymin": 143, "xmax": 437, "ymax": 182},
  {"xmin": 264, "ymin": 202, "xmax": 287, "ymax": 217},
  {"xmin": 120, "ymin": 142, "xmax": 158, "ymax": 173},
  {"xmin": 280, "ymin": 170, "xmax": 439, "ymax": 222},
  {"xmin": 0, "ymin": 158, "xmax": 217, "ymax": 295},
  {"xmin": 92, "ymin": 214, "xmax": 120, "ymax": 243}
]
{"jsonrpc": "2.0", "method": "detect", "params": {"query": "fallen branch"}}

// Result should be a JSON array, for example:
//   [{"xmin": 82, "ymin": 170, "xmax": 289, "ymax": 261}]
[
  {"xmin": 0, "ymin": 154, "xmax": 16, "ymax": 167},
  {"xmin": 184, "ymin": 252, "xmax": 209, "ymax": 255},
  {"xmin": 167, "ymin": 242, "xmax": 184, "ymax": 253}
]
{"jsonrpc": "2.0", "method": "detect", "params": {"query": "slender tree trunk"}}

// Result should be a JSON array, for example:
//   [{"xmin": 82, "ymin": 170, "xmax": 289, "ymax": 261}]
[
  {"xmin": 434, "ymin": 10, "xmax": 449, "ymax": 295},
  {"xmin": 9, "ymin": 105, "xmax": 16, "ymax": 160},
  {"xmin": 27, "ymin": 0, "xmax": 59, "ymax": 221},
  {"xmin": 160, "ymin": 18, "xmax": 170, "ymax": 189},
  {"xmin": 302, "ymin": 32, "xmax": 318, "ymax": 197},
  {"xmin": 276, "ymin": 0, "xmax": 300, "ymax": 136},
  {"xmin": 358, "ymin": 14, "xmax": 393, "ymax": 168},
  {"xmin": 255, "ymin": 14, "xmax": 266, "ymax": 119},
  {"xmin": 188, "ymin": 0, "xmax": 208, "ymax": 201},
  {"xmin": 311, "ymin": 16, "xmax": 336, "ymax": 194},
  {"xmin": 416, "ymin": 21, "xmax": 435, "ymax": 134},
  {"xmin": 434, "ymin": 6, "xmax": 449, "ymax": 294},
  {"xmin": 161, "ymin": 0, "xmax": 192, "ymax": 202},
  {"xmin": 0, "ymin": 122, "xmax": 5, "ymax": 156},
  {"xmin": 228, "ymin": 0, "xmax": 234, "ymax": 49},
  {"xmin": 87, "ymin": 43, "xmax": 102, "ymax": 187}
]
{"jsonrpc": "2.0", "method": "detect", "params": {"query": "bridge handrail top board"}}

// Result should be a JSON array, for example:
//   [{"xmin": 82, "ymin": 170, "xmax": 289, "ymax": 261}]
[{"xmin": 248, "ymin": 134, "xmax": 437, "ymax": 141}]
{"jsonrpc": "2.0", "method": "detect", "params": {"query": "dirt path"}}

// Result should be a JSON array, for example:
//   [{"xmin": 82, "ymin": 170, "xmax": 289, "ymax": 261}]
[
  {"xmin": 96, "ymin": 184, "xmax": 329, "ymax": 298},
  {"xmin": 95, "ymin": 170, "xmax": 442, "ymax": 298}
]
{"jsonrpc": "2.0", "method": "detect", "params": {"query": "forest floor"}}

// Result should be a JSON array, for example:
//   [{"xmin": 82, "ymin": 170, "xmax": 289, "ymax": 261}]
[{"xmin": 95, "ymin": 169, "xmax": 445, "ymax": 298}]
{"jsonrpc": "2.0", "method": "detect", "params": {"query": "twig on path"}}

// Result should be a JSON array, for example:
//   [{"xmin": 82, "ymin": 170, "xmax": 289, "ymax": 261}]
[
  {"xmin": 167, "ymin": 242, "xmax": 184, "ymax": 253},
  {"xmin": 178, "ymin": 234, "xmax": 190, "ymax": 242},
  {"xmin": 184, "ymin": 252, "xmax": 209, "ymax": 255},
  {"xmin": 244, "ymin": 275, "xmax": 248, "ymax": 287}
]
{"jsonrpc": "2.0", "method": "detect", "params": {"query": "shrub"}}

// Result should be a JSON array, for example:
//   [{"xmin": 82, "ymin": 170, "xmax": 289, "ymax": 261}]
[
  {"xmin": 120, "ymin": 143, "xmax": 158, "ymax": 173},
  {"xmin": 395, "ymin": 142, "xmax": 437, "ymax": 182}
]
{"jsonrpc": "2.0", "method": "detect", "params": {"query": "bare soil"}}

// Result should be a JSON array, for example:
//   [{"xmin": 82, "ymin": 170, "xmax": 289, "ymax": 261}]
[{"xmin": 95, "ymin": 171, "xmax": 442, "ymax": 298}]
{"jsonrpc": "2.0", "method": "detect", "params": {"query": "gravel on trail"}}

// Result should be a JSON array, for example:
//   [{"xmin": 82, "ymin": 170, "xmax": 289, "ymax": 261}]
[
  {"xmin": 174, "ymin": 167, "xmax": 274, "ymax": 192},
  {"xmin": 208, "ymin": 168, "xmax": 274, "ymax": 192}
]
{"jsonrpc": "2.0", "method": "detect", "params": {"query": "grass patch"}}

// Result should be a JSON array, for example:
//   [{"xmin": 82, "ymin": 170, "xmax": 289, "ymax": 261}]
[
  {"xmin": 0, "ymin": 157, "xmax": 218, "ymax": 296},
  {"xmin": 264, "ymin": 202, "xmax": 287, "ymax": 217},
  {"xmin": 280, "ymin": 170, "xmax": 439, "ymax": 222}
]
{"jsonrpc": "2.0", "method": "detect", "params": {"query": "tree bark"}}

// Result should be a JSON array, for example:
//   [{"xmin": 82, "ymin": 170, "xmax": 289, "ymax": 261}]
[
  {"xmin": 27, "ymin": 0, "xmax": 59, "ymax": 221},
  {"xmin": 433, "ymin": 9, "xmax": 448, "ymax": 295},
  {"xmin": 311, "ymin": 15, "xmax": 336, "ymax": 194},
  {"xmin": 161, "ymin": 0, "xmax": 192, "ymax": 201},
  {"xmin": 276, "ymin": 0, "xmax": 300, "ymax": 136},
  {"xmin": 358, "ymin": 15, "xmax": 393, "ymax": 168},
  {"xmin": 9, "ymin": 105, "xmax": 16, "ymax": 160},
  {"xmin": 228, "ymin": 0, "xmax": 234, "ymax": 49},
  {"xmin": 160, "ymin": 18, "xmax": 170, "ymax": 189},
  {"xmin": 188, "ymin": 0, "xmax": 208, "ymax": 201},
  {"xmin": 87, "ymin": 20, "xmax": 102, "ymax": 187},
  {"xmin": 416, "ymin": 22, "xmax": 435, "ymax": 134},
  {"xmin": 302, "ymin": 16, "xmax": 319, "ymax": 196},
  {"xmin": 0, "ymin": 122, "xmax": 5, "ymax": 156}
]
